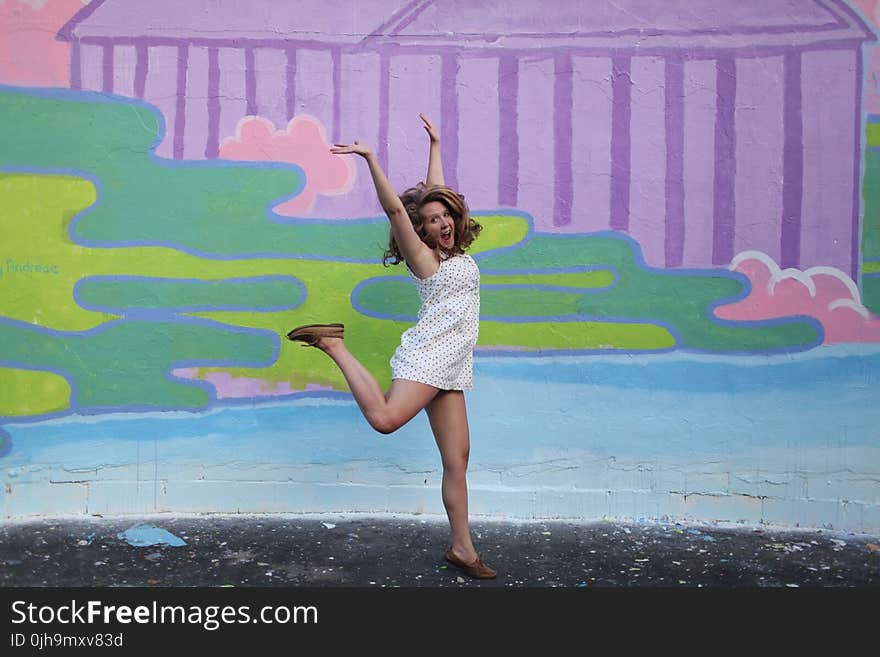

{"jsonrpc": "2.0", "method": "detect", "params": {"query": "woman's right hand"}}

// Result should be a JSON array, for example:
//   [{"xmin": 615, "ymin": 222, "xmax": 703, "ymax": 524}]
[{"xmin": 331, "ymin": 141, "xmax": 373, "ymax": 158}]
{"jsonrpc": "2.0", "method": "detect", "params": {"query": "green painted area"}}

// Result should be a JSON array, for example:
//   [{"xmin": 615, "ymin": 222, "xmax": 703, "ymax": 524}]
[
  {"xmin": 0, "ymin": 319, "xmax": 274, "ymax": 409},
  {"xmin": 472, "ymin": 234, "xmax": 817, "ymax": 351},
  {"xmin": 357, "ymin": 279, "xmax": 588, "ymax": 318},
  {"xmin": 77, "ymin": 276, "xmax": 305, "ymax": 312},
  {"xmin": 0, "ymin": 173, "xmax": 529, "ymax": 411},
  {"xmin": 482, "ymin": 287, "xmax": 582, "ymax": 317},
  {"xmin": 0, "ymin": 89, "xmax": 363, "ymax": 257},
  {"xmin": 864, "ymin": 276, "xmax": 880, "ymax": 315},
  {"xmin": 863, "ymin": 135, "xmax": 879, "ymax": 322},
  {"xmin": 863, "ymin": 149, "xmax": 880, "ymax": 261},
  {"xmin": 354, "ymin": 262, "xmax": 656, "ymax": 350},
  {"xmin": 0, "ymin": 90, "xmax": 527, "ymax": 260},
  {"xmin": 0, "ymin": 86, "xmax": 842, "ymax": 418},
  {"xmin": 0, "ymin": 368, "xmax": 70, "ymax": 416}
]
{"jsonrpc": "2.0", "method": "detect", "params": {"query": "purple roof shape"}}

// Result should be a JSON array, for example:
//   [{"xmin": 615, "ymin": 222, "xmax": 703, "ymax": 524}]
[
  {"xmin": 60, "ymin": 0, "xmax": 876, "ymax": 48},
  {"xmin": 372, "ymin": 0, "xmax": 877, "ymax": 49},
  {"xmin": 58, "ymin": 0, "xmax": 418, "ymax": 43}
]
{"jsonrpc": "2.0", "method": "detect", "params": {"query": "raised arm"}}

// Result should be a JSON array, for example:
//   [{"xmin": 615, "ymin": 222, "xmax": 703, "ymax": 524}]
[
  {"xmin": 331, "ymin": 141, "xmax": 437, "ymax": 278},
  {"xmin": 420, "ymin": 113, "xmax": 444, "ymax": 187}
]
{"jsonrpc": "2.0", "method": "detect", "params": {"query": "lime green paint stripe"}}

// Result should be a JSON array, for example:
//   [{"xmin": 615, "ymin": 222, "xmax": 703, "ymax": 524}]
[
  {"xmin": 481, "ymin": 270, "xmax": 614, "ymax": 288},
  {"xmin": 868, "ymin": 123, "xmax": 880, "ymax": 148},
  {"xmin": 469, "ymin": 215, "xmax": 530, "ymax": 254},
  {"xmin": 479, "ymin": 321, "xmax": 675, "ymax": 351}
]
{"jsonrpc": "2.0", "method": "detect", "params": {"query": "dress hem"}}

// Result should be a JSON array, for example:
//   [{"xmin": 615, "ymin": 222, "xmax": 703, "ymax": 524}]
[{"xmin": 390, "ymin": 376, "xmax": 473, "ymax": 392}]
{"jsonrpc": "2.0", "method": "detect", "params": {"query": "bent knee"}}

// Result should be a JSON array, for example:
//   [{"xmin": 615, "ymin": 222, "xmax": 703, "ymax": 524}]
[{"xmin": 367, "ymin": 412, "xmax": 401, "ymax": 435}]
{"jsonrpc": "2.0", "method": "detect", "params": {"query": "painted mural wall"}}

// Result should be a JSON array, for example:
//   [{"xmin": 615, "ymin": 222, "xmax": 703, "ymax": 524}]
[{"xmin": 1, "ymin": 0, "xmax": 879, "ymax": 532}]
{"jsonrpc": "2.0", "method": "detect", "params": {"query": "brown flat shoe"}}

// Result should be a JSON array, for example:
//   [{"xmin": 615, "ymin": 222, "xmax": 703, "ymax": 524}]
[
  {"xmin": 285, "ymin": 323, "xmax": 344, "ymax": 346},
  {"xmin": 444, "ymin": 547, "xmax": 497, "ymax": 579}
]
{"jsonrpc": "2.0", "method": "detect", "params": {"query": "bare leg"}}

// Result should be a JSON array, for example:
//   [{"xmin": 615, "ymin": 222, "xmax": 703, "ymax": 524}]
[
  {"xmin": 315, "ymin": 336, "xmax": 437, "ymax": 434},
  {"xmin": 425, "ymin": 390, "xmax": 479, "ymax": 563}
]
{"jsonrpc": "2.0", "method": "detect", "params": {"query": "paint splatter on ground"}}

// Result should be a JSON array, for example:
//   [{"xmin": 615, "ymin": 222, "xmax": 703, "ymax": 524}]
[{"xmin": 116, "ymin": 523, "xmax": 187, "ymax": 548}]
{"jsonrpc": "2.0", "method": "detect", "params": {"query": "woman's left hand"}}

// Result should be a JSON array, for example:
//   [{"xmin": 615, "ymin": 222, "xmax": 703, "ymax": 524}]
[{"xmin": 420, "ymin": 113, "xmax": 439, "ymax": 144}]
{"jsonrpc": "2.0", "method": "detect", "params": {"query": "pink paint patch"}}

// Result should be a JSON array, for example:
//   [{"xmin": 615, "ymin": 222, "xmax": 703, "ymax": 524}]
[
  {"xmin": 172, "ymin": 368, "xmax": 333, "ymax": 399},
  {"xmin": 0, "ymin": 0, "xmax": 83, "ymax": 87},
  {"xmin": 219, "ymin": 115, "xmax": 354, "ymax": 215},
  {"xmin": 715, "ymin": 253, "xmax": 880, "ymax": 344},
  {"xmin": 203, "ymin": 372, "xmax": 294, "ymax": 398}
]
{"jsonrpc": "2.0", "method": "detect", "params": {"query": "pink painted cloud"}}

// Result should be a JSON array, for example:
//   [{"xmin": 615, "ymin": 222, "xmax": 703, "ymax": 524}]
[
  {"xmin": 219, "ymin": 115, "xmax": 355, "ymax": 215},
  {"xmin": 0, "ymin": 0, "xmax": 83, "ymax": 87},
  {"xmin": 714, "ymin": 251, "xmax": 880, "ymax": 344}
]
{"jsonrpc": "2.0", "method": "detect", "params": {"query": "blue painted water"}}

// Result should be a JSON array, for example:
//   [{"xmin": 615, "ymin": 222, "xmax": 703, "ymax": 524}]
[{"xmin": 3, "ymin": 345, "xmax": 879, "ymax": 472}]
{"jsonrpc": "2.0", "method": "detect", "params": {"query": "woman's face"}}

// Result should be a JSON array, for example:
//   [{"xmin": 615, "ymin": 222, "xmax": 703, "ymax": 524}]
[{"xmin": 419, "ymin": 201, "xmax": 455, "ymax": 251}]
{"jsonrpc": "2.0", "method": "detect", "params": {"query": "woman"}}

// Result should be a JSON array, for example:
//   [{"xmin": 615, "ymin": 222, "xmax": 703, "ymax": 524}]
[{"xmin": 285, "ymin": 114, "xmax": 495, "ymax": 579}]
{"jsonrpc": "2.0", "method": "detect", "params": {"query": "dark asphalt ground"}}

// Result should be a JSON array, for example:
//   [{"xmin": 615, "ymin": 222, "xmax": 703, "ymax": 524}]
[
  {"xmin": 1, "ymin": 513, "xmax": 877, "ymax": 588},
  {"xmin": 2, "ymin": 514, "xmax": 876, "ymax": 650}
]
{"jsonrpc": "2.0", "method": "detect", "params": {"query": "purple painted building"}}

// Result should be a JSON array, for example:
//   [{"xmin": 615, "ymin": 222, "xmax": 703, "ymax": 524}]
[{"xmin": 59, "ymin": 0, "xmax": 875, "ymax": 275}]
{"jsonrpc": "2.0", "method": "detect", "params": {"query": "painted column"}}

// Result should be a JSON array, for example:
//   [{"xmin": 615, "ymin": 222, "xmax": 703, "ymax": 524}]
[
  {"xmin": 216, "ymin": 47, "xmax": 248, "ymax": 157},
  {"xmin": 143, "ymin": 45, "xmax": 182, "ymax": 159},
  {"xmin": 113, "ymin": 44, "xmax": 138, "ymax": 98},
  {"xmin": 387, "ymin": 52, "xmax": 442, "ymax": 193},
  {"xmin": 457, "ymin": 56, "xmax": 500, "ymax": 214},
  {"xmin": 734, "ymin": 55, "xmax": 785, "ymax": 265},
  {"xmin": 682, "ymin": 58, "xmax": 718, "ymax": 268},
  {"xmin": 183, "ymin": 45, "xmax": 209, "ymax": 160},
  {"xmin": 254, "ymin": 47, "xmax": 288, "ymax": 131},
  {"xmin": 781, "ymin": 50, "xmax": 804, "ymax": 270},
  {"xmin": 801, "ymin": 48, "xmax": 857, "ymax": 274},
  {"xmin": 628, "ymin": 55, "xmax": 666, "ymax": 268},
  {"xmin": 314, "ymin": 50, "xmax": 383, "ymax": 218},
  {"xmin": 517, "ymin": 56, "xmax": 555, "ymax": 230},
  {"xmin": 712, "ymin": 55, "xmax": 737, "ymax": 266},
  {"xmin": 572, "ymin": 55, "xmax": 613, "ymax": 235}
]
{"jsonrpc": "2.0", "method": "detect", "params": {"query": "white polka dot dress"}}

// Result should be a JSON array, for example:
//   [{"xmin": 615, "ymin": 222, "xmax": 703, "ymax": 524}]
[{"xmin": 390, "ymin": 253, "xmax": 481, "ymax": 390}]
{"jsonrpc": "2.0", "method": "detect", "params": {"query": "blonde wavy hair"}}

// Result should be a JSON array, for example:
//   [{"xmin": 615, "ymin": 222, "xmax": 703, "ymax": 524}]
[{"xmin": 383, "ymin": 183, "xmax": 482, "ymax": 266}]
